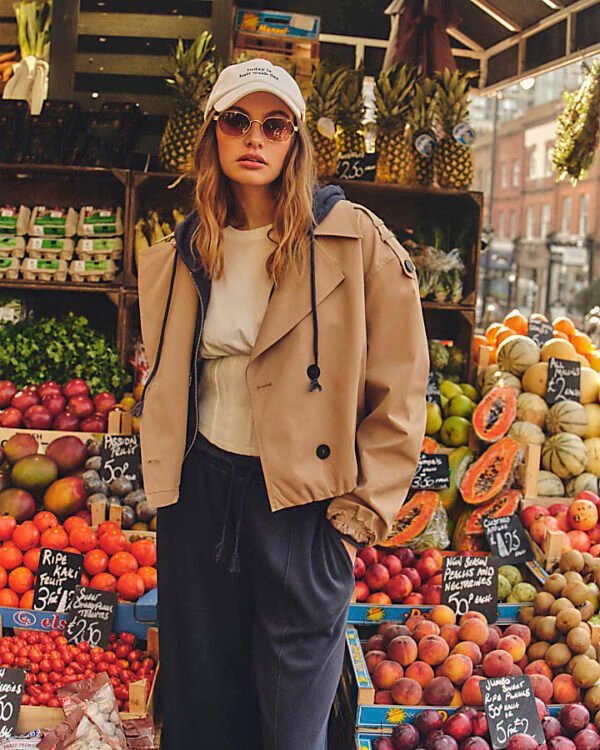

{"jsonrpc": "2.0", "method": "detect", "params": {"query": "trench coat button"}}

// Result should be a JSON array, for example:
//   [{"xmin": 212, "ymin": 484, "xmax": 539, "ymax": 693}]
[
  {"xmin": 404, "ymin": 259, "xmax": 415, "ymax": 274},
  {"xmin": 307, "ymin": 364, "xmax": 320, "ymax": 379},
  {"xmin": 316, "ymin": 444, "xmax": 330, "ymax": 459}
]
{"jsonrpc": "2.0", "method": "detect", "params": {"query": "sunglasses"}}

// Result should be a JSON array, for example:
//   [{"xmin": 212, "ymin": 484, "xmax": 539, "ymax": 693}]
[{"xmin": 214, "ymin": 110, "xmax": 298, "ymax": 143}]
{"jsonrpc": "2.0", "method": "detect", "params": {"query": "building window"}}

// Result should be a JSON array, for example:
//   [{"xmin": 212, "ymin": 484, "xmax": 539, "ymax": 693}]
[
  {"xmin": 528, "ymin": 150, "xmax": 536, "ymax": 179},
  {"xmin": 545, "ymin": 144, "xmax": 553, "ymax": 177},
  {"xmin": 512, "ymin": 159, "xmax": 520, "ymax": 188},
  {"xmin": 497, "ymin": 211, "xmax": 505, "ymax": 239},
  {"xmin": 579, "ymin": 194, "xmax": 589, "ymax": 236},
  {"xmin": 541, "ymin": 203, "xmax": 551, "ymax": 238},
  {"xmin": 526, "ymin": 206, "xmax": 536, "ymax": 238},
  {"xmin": 500, "ymin": 162, "xmax": 507, "ymax": 189},
  {"xmin": 561, "ymin": 196, "xmax": 572, "ymax": 234},
  {"xmin": 509, "ymin": 210, "xmax": 517, "ymax": 239}
]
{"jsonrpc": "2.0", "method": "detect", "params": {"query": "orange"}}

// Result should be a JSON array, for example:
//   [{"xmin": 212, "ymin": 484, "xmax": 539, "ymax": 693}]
[
  {"xmin": 130, "ymin": 539, "xmax": 157, "ymax": 567},
  {"xmin": 0, "ymin": 566, "xmax": 7, "ymax": 589},
  {"xmin": 572, "ymin": 331, "xmax": 593, "ymax": 355},
  {"xmin": 553, "ymin": 316, "xmax": 576, "ymax": 338},
  {"xmin": 40, "ymin": 526, "xmax": 68, "ymax": 550},
  {"xmin": 90, "ymin": 572, "xmax": 117, "ymax": 593},
  {"xmin": 8, "ymin": 566, "xmax": 34, "ymax": 595},
  {"xmin": 11, "ymin": 521, "xmax": 40, "ymax": 552},
  {"xmin": 69, "ymin": 526, "xmax": 98, "ymax": 554},
  {"xmin": 0, "ymin": 589, "xmax": 19, "ymax": 607},
  {"xmin": 108, "ymin": 551, "xmax": 138, "ymax": 577},
  {"xmin": 63, "ymin": 516, "xmax": 88, "ymax": 534},
  {"xmin": 589, "ymin": 352, "xmax": 600, "ymax": 373},
  {"xmin": 485, "ymin": 323, "xmax": 503, "ymax": 344},
  {"xmin": 84, "ymin": 549, "xmax": 108, "ymax": 576},
  {"xmin": 117, "ymin": 572, "xmax": 145, "ymax": 602},
  {"xmin": 553, "ymin": 330, "xmax": 570, "ymax": 341},
  {"xmin": 19, "ymin": 590, "xmax": 34, "ymax": 609},
  {"xmin": 472, "ymin": 334, "xmax": 488, "ymax": 363},
  {"xmin": 32, "ymin": 511, "xmax": 58, "ymax": 534},
  {"xmin": 99, "ymin": 530, "xmax": 128, "ymax": 556},
  {"xmin": 495, "ymin": 326, "xmax": 515, "ymax": 347},
  {"xmin": 530, "ymin": 313, "xmax": 549, "ymax": 322},
  {"xmin": 0, "ymin": 545, "xmax": 23, "ymax": 572},
  {"xmin": 503, "ymin": 310, "xmax": 528, "ymax": 336},
  {"xmin": 138, "ymin": 566, "xmax": 157, "ymax": 591},
  {"xmin": 23, "ymin": 548, "xmax": 40, "ymax": 573}
]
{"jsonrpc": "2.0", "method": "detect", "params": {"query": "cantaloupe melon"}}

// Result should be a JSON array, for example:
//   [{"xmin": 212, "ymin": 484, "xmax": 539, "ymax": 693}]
[
  {"xmin": 546, "ymin": 400, "xmax": 588, "ymax": 437},
  {"xmin": 538, "ymin": 470, "xmax": 566, "ymax": 497},
  {"xmin": 566, "ymin": 473, "xmax": 598, "ymax": 496},
  {"xmin": 517, "ymin": 392, "xmax": 548, "ymax": 428},
  {"xmin": 577, "ymin": 354, "xmax": 591, "ymax": 367},
  {"xmin": 581, "ymin": 367, "xmax": 600, "ymax": 405},
  {"xmin": 522, "ymin": 362, "xmax": 548, "ymax": 397},
  {"xmin": 497, "ymin": 335, "xmax": 540, "ymax": 377},
  {"xmin": 540, "ymin": 338, "xmax": 579, "ymax": 363},
  {"xmin": 481, "ymin": 370, "xmax": 522, "ymax": 396},
  {"xmin": 508, "ymin": 421, "xmax": 546, "ymax": 447},
  {"xmin": 584, "ymin": 437, "xmax": 600, "ymax": 476},
  {"xmin": 542, "ymin": 433, "xmax": 588, "ymax": 479},
  {"xmin": 584, "ymin": 404, "xmax": 600, "ymax": 439},
  {"xmin": 477, "ymin": 364, "xmax": 498, "ymax": 392}
]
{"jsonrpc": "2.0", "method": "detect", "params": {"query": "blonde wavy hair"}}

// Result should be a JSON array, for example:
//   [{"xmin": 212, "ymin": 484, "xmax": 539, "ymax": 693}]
[{"xmin": 192, "ymin": 111, "xmax": 317, "ymax": 285}]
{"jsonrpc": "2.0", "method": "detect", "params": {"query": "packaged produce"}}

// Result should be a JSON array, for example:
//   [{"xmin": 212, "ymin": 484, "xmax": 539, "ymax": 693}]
[
  {"xmin": 0, "ymin": 257, "xmax": 20, "ymax": 280},
  {"xmin": 76, "ymin": 238, "xmax": 123, "ymax": 261},
  {"xmin": 28, "ymin": 207, "xmax": 77, "ymax": 238},
  {"xmin": 0, "ymin": 205, "xmax": 30, "ymax": 235},
  {"xmin": 77, "ymin": 207, "xmax": 123, "ymax": 237},
  {"xmin": 121, "ymin": 718, "xmax": 156, "ymax": 749},
  {"xmin": 26, "ymin": 237, "xmax": 75, "ymax": 261},
  {"xmin": 68, "ymin": 260, "xmax": 117, "ymax": 283},
  {"xmin": 383, "ymin": 492, "xmax": 450, "ymax": 551},
  {"xmin": 20, "ymin": 257, "xmax": 68, "ymax": 282},
  {"xmin": 0, "ymin": 295, "xmax": 26, "ymax": 324},
  {"xmin": 0, "ymin": 236, "xmax": 25, "ymax": 258},
  {"xmin": 406, "ymin": 241, "xmax": 465, "ymax": 304},
  {"xmin": 57, "ymin": 673, "xmax": 127, "ymax": 749}
]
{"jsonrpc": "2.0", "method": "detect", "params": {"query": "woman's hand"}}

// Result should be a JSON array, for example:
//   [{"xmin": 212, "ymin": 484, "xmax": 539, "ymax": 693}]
[{"xmin": 341, "ymin": 538, "xmax": 358, "ymax": 565}]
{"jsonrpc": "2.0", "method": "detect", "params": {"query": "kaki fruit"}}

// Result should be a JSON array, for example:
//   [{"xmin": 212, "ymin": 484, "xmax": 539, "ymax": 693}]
[
  {"xmin": 472, "ymin": 386, "xmax": 517, "ymax": 442},
  {"xmin": 460, "ymin": 437, "xmax": 521, "ymax": 505}
]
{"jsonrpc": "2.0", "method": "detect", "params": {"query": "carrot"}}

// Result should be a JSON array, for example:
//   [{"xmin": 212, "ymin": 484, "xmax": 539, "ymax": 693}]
[{"xmin": 0, "ymin": 50, "xmax": 17, "ymax": 64}]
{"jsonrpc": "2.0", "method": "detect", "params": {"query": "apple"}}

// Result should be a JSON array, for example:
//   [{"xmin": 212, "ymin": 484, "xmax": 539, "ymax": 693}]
[
  {"xmin": 52, "ymin": 412, "xmax": 80, "ymax": 431},
  {"xmin": 93, "ymin": 392, "xmax": 117, "ymax": 414},
  {"xmin": 11, "ymin": 389, "xmax": 39, "ymax": 413},
  {"xmin": 67, "ymin": 396, "xmax": 94, "ymax": 419},
  {"xmin": 38, "ymin": 381, "xmax": 61, "ymax": 399},
  {"xmin": 0, "ymin": 407, "xmax": 23, "ymax": 427},
  {"xmin": 23, "ymin": 404, "xmax": 52, "ymax": 429},
  {"xmin": 62, "ymin": 379, "xmax": 90, "ymax": 398},
  {"xmin": 23, "ymin": 383, "xmax": 39, "ymax": 394},
  {"xmin": 80, "ymin": 413, "xmax": 107, "ymax": 433},
  {"xmin": 0, "ymin": 381, "xmax": 17, "ymax": 408},
  {"xmin": 41, "ymin": 394, "xmax": 66, "ymax": 417}
]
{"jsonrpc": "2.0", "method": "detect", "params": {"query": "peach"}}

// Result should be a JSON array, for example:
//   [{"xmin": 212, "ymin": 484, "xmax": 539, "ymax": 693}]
[
  {"xmin": 418, "ymin": 635, "xmax": 450, "ymax": 666},
  {"xmin": 373, "ymin": 660, "xmax": 404, "ymax": 690},
  {"xmin": 403, "ymin": 593, "xmax": 425, "ymax": 605},
  {"xmin": 421, "ymin": 548, "xmax": 443, "ymax": 567},
  {"xmin": 423, "ymin": 584, "xmax": 442, "ymax": 605},
  {"xmin": 459, "ymin": 612, "xmax": 488, "ymax": 625},
  {"xmin": 498, "ymin": 635, "xmax": 527, "ymax": 662},
  {"xmin": 391, "ymin": 677, "xmax": 423, "ymax": 706},
  {"xmin": 423, "ymin": 676, "xmax": 454, "ymax": 706},
  {"xmin": 481, "ymin": 627, "xmax": 500, "ymax": 655},
  {"xmin": 458, "ymin": 619, "xmax": 490, "ymax": 647},
  {"xmin": 358, "ymin": 547, "xmax": 379, "ymax": 567},
  {"xmin": 429, "ymin": 573, "xmax": 443, "ymax": 586},
  {"xmin": 452, "ymin": 641, "xmax": 482, "ymax": 665},
  {"xmin": 529, "ymin": 673, "xmax": 553, "ymax": 703},
  {"xmin": 381, "ymin": 554, "xmax": 403, "ymax": 576},
  {"xmin": 354, "ymin": 581, "xmax": 369, "ymax": 601},
  {"xmin": 387, "ymin": 636, "xmax": 418, "ymax": 666},
  {"xmin": 412, "ymin": 621, "xmax": 440, "ymax": 641},
  {"xmin": 375, "ymin": 690, "xmax": 393, "ymax": 704},
  {"xmin": 440, "ymin": 624, "xmax": 460, "ymax": 651},
  {"xmin": 530, "ymin": 518, "xmax": 552, "ymax": 545},
  {"xmin": 430, "ymin": 605, "xmax": 456, "ymax": 627},
  {"xmin": 365, "ymin": 650, "xmax": 387, "ymax": 675},
  {"xmin": 384, "ymin": 574, "xmax": 413, "ymax": 602},
  {"xmin": 405, "ymin": 614, "xmax": 425, "ymax": 631},
  {"xmin": 482, "ymin": 649, "xmax": 514, "ymax": 678},
  {"xmin": 402, "ymin": 567, "xmax": 422, "ymax": 590},
  {"xmin": 503, "ymin": 624, "xmax": 532, "ymax": 647},
  {"xmin": 354, "ymin": 557, "xmax": 366, "ymax": 578},
  {"xmin": 461, "ymin": 675, "xmax": 485, "ymax": 707},
  {"xmin": 366, "ymin": 592, "xmax": 392, "ymax": 605},
  {"xmin": 510, "ymin": 665, "xmax": 523, "ymax": 676},
  {"xmin": 365, "ymin": 564, "xmax": 390, "ymax": 591},
  {"xmin": 365, "ymin": 634, "xmax": 385, "ymax": 652},
  {"xmin": 525, "ymin": 660, "xmax": 554, "ymax": 681},
  {"xmin": 450, "ymin": 688, "xmax": 463, "ymax": 707},
  {"xmin": 405, "ymin": 661, "xmax": 435, "ymax": 689},
  {"xmin": 552, "ymin": 673, "xmax": 581, "ymax": 704},
  {"xmin": 381, "ymin": 624, "xmax": 411, "ymax": 647},
  {"xmin": 416, "ymin": 556, "xmax": 439, "ymax": 581},
  {"xmin": 439, "ymin": 653, "xmax": 473, "ymax": 685}
]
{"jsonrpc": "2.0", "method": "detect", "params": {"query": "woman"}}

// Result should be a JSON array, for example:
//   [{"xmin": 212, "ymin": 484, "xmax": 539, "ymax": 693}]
[{"xmin": 138, "ymin": 58, "xmax": 428, "ymax": 750}]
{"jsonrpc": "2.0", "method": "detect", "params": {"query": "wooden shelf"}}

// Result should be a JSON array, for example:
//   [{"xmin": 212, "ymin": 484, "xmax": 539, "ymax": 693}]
[
  {"xmin": 0, "ymin": 163, "xmax": 128, "ymax": 184},
  {"xmin": 332, "ymin": 178, "xmax": 483, "ymax": 203},
  {"xmin": 0, "ymin": 279, "xmax": 121, "ymax": 294},
  {"xmin": 422, "ymin": 301, "xmax": 475, "ymax": 311}
]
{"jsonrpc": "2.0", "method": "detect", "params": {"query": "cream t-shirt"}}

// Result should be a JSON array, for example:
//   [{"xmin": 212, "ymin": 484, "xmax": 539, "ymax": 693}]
[{"xmin": 197, "ymin": 224, "xmax": 275, "ymax": 456}]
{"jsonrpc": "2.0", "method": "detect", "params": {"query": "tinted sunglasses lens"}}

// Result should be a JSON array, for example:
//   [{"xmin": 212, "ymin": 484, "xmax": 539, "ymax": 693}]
[
  {"xmin": 218, "ymin": 112, "xmax": 249, "ymax": 136},
  {"xmin": 263, "ymin": 117, "xmax": 295, "ymax": 142}
]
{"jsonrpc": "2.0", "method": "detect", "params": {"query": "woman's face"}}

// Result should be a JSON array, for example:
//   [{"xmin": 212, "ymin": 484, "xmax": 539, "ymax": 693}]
[{"xmin": 215, "ymin": 92, "xmax": 295, "ymax": 187}]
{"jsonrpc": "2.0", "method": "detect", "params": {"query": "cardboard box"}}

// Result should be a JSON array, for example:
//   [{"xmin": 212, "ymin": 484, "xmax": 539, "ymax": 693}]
[{"xmin": 234, "ymin": 8, "xmax": 320, "ymax": 40}]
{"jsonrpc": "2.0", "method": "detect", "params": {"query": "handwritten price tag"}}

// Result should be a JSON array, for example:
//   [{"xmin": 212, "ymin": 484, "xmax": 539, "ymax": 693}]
[
  {"xmin": 100, "ymin": 435, "xmax": 141, "ymax": 485},
  {"xmin": 66, "ymin": 586, "xmax": 118, "ymax": 650},
  {"xmin": 527, "ymin": 317, "xmax": 553, "ymax": 348},
  {"xmin": 426, "ymin": 371, "xmax": 442, "ymax": 407},
  {"xmin": 411, "ymin": 453, "xmax": 450, "ymax": 490},
  {"xmin": 482, "ymin": 675, "xmax": 544, "ymax": 749},
  {"xmin": 483, "ymin": 514, "xmax": 533, "ymax": 564},
  {"xmin": 546, "ymin": 357, "xmax": 581, "ymax": 405},
  {"xmin": 0, "ymin": 668, "xmax": 25, "ymax": 741},
  {"xmin": 32, "ymin": 549, "xmax": 83, "ymax": 613},
  {"xmin": 335, "ymin": 153, "xmax": 376, "ymax": 182},
  {"xmin": 442, "ymin": 555, "xmax": 498, "ymax": 622}
]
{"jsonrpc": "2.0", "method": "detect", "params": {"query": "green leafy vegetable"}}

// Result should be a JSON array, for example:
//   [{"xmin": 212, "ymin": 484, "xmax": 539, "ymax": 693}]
[{"xmin": 0, "ymin": 313, "xmax": 130, "ymax": 396}]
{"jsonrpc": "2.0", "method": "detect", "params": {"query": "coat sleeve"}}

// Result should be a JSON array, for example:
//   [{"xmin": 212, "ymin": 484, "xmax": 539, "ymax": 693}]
[{"xmin": 326, "ymin": 212, "xmax": 429, "ymax": 545}]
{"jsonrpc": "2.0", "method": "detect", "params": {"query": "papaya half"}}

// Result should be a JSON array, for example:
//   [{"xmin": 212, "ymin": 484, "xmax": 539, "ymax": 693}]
[{"xmin": 460, "ymin": 436, "xmax": 522, "ymax": 505}]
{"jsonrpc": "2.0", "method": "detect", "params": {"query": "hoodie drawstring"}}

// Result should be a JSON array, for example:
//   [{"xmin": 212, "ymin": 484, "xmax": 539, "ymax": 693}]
[
  {"xmin": 307, "ymin": 225, "xmax": 323, "ymax": 393},
  {"xmin": 214, "ymin": 463, "xmax": 255, "ymax": 574}
]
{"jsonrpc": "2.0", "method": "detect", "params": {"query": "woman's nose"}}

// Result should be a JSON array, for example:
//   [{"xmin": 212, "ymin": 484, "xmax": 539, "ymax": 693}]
[{"xmin": 244, "ymin": 120, "xmax": 265, "ymax": 146}]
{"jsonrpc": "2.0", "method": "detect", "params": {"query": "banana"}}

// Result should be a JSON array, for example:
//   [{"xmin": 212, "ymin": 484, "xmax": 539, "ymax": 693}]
[
  {"xmin": 134, "ymin": 219, "xmax": 150, "ymax": 272},
  {"xmin": 172, "ymin": 208, "xmax": 186, "ymax": 225},
  {"xmin": 149, "ymin": 212, "xmax": 164, "ymax": 245}
]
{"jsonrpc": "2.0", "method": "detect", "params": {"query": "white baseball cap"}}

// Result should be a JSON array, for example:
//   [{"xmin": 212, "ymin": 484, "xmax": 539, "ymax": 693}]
[{"xmin": 204, "ymin": 58, "xmax": 305, "ymax": 122}]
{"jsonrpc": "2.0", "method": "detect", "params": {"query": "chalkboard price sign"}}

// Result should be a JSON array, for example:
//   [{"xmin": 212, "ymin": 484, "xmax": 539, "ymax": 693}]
[
  {"xmin": 483, "ymin": 514, "xmax": 533, "ymax": 564},
  {"xmin": 66, "ymin": 586, "xmax": 118, "ymax": 650},
  {"xmin": 482, "ymin": 675, "xmax": 544, "ymax": 749},
  {"xmin": 411, "ymin": 453, "xmax": 450, "ymax": 490},
  {"xmin": 442, "ymin": 555, "xmax": 498, "ymax": 622},
  {"xmin": 426, "ymin": 371, "xmax": 442, "ymax": 407},
  {"xmin": 100, "ymin": 434, "xmax": 141, "ymax": 485},
  {"xmin": 546, "ymin": 357, "xmax": 581, "ymax": 405},
  {"xmin": 0, "ymin": 667, "xmax": 25, "ymax": 741},
  {"xmin": 527, "ymin": 317, "xmax": 554, "ymax": 348},
  {"xmin": 33, "ymin": 548, "xmax": 83, "ymax": 613},
  {"xmin": 335, "ymin": 152, "xmax": 377, "ymax": 182}
]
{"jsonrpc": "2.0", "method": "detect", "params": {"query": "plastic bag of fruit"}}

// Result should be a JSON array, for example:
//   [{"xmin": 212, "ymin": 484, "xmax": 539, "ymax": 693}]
[
  {"xmin": 54, "ymin": 673, "xmax": 127, "ymax": 750},
  {"xmin": 406, "ymin": 497, "xmax": 451, "ymax": 552}
]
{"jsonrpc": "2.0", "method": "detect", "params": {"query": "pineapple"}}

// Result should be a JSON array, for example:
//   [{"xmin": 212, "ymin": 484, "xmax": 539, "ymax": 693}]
[
  {"xmin": 406, "ymin": 77, "xmax": 436, "ymax": 186},
  {"xmin": 307, "ymin": 63, "xmax": 348, "ymax": 179},
  {"xmin": 336, "ymin": 67, "xmax": 366, "ymax": 156},
  {"xmin": 374, "ymin": 63, "xmax": 418, "ymax": 184},
  {"xmin": 433, "ymin": 69, "xmax": 475, "ymax": 190},
  {"xmin": 159, "ymin": 32, "xmax": 219, "ymax": 173}
]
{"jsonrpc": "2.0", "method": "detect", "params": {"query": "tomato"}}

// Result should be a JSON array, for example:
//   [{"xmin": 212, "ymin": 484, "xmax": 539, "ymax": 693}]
[
  {"xmin": 120, "ymin": 632, "xmax": 135, "ymax": 645},
  {"xmin": 48, "ymin": 697, "xmax": 60, "ymax": 707},
  {"xmin": 40, "ymin": 527, "xmax": 69, "ymax": 550},
  {"xmin": 0, "ymin": 516, "xmax": 16, "ymax": 542},
  {"xmin": 95, "ymin": 661, "xmax": 109, "ymax": 673},
  {"xmin": 12, "ymin": 521, "xmax": 40, "ymax": 552},
  {"xmin": 129, "ymin": 539, "xmax": 156, "ymax": 567},
  {"xmin": 28, "ymin": 646, "xmax": 42, "ymax": 663},
  {"xmin": 8, "ymin": 566, "xmax": 34, "ymax": 595},
  {"xmin": 3, "ymin": 652, "xmax": 14, "ymax": 666},
  {"xmin": 108, "ymin": 551, "xmax": 138, "ymax": 577},
  {"xmin": 0, "ymin": 545, "xmax": 22, "ymax": 572},
  {"xmin": 104, "ymin": 651, "xmax": 116, "ymax": 664},
  {"xmin": 115, "ymin": 643, "xmax": 131, "ymax": 659},
  {"xmin": 69, "ymin": 526, "xmax": 98, "ymax": 554}
]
